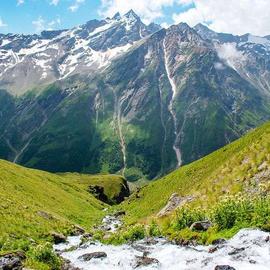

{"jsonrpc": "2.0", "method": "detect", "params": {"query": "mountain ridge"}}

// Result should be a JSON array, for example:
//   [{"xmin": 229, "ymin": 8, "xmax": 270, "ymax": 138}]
[{"xmin": 0, "ymin": 12, "xmax": 270, "ymax": 180}]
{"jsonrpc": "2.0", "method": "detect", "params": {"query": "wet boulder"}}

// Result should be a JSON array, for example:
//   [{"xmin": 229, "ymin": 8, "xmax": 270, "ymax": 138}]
[
  {"xmin": 134, "ymin": 256, "xmax": 160, "ymax": 268},
  {"xmin": 215, "ymin": 266, "xmax": 236, "ymax": 270},
  {"xmin": 72, "ymin": 225, "xmax": 85, "ymax": 236},
  {"xmin": 78, "ymin": 252, "xmax": 107, "ymax": 261},
  {"xmin": 0, "ymin": 251, "xmax": 25, "ymax": 270},
  {"xmin": 190, "ymin": 220, "xmax": 212, "ymax": 231},
  {"xmin": 212, "ymin": 238, "xmax": 226, "ymax": 245},
  {"xmin": 228, "ymin": 247, "xmax": 245, "ymax": 255},
  {"xmin": 51, "ymin": 232, "xmax": 67, "ymax": 244},
  {"xmin": 61, "ymin": 258, "xmax": 81, "ymax": 270}
]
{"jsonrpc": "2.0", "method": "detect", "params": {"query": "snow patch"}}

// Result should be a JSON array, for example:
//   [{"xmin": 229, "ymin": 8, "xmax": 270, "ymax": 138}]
[{"xmin": 248, "ymin": 35, "xmax": 270, "ymax": 48}]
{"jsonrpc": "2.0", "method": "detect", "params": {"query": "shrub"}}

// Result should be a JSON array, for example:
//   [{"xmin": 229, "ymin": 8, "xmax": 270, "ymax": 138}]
[
  {"xmin": 122, "ymin": 225, "xmax": 146, "ymax": 242},
  {"xmin": 172, "ymin": 207, "xmax": 207, "ymax": 230},
  {"xmin": 30, "ymin": 243, "xmax": 61, "ymax": 270},
  {"xmin": 148, "ymin": 220, "xmax": 161, "ymax": 237},
  {"xmin": 212, "ymin": 195, "xmax": 270, "ymax": 230}
]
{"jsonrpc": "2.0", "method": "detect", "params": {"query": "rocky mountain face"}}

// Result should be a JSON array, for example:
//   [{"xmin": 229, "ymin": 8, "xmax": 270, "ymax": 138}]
[
  {"xmin": 0, "ymin": 13, "xmax": 270, "ymax": 180},
  {"xmin": 0, "ymin": 10, "xmax": 160, "ymax": 95}
]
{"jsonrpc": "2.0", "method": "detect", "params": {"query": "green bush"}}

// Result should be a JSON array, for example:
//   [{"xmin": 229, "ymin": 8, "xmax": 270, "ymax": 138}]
[
  {"xmin": 173, "ymin": 207, "xmax": 207, "ymax": 230},
  {"xmin": 31, "ymin": 243, "xmax": 61, "ymax": 270},
  {"xmin": 122, "ymin": 225, "xmax": 146, "ymax": 242},
  {"xmin": 212, "ymin": 195, "xmax": 270, "ymax": 230},
  {"xmin": 148, "ymin": 220, "xmax": 161, "ymax": 237}
]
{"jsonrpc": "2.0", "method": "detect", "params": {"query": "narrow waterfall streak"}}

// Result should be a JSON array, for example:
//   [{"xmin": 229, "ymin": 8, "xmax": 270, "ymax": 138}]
[
  {"xmin": 13, "ymin": 140, "xmax": 31, "ymax": 163},
  {"xmin": 163, "ymin": 39, "xmax": 182, "ymax": 167},
  {"xmin": 176, "ymin": 97, "xmax": 200, "ymax": 151},
  {"xmin": 158, "ymin": 78, "xmax": 168, "ymax": 174},
  {"xmin": 114, "ymin": 94, "xmax": 127, "ymax": 176},
  {"xmin": 13, "ymin": 106, "xmax": 49, "ymax": 164}
]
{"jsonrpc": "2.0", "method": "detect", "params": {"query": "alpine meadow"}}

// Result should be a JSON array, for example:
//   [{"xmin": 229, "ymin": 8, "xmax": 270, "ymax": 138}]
[{"xmin": 0, "ymin": 1, "xmax": 270, "ymax": 269}]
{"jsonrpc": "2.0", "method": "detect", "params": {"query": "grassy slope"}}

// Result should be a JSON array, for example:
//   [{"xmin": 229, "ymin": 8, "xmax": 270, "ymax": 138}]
[
  {"xmin": 122, "ymin": 122, "xmax": 270, "ymax": 224},
  {"xmin": 60, "ymin": 173, "xmax": 128, "ymax": 203},
  {"xmin": 0, "ymin": 160, "xmax": 125, "ymax": 241}
]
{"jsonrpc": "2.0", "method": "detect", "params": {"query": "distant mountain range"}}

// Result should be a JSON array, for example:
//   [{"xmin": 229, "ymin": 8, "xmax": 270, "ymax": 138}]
[{"xmin": 0, "ymin": 10, "xmax": 270, "ymax": 180}]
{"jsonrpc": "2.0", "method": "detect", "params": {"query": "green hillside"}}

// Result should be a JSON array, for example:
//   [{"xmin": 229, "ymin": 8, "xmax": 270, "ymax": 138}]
[
  {"xmin": 122, "ymin": 122, "xmax": 270, "ymax": 224},
  {"xmin": 0, "ymin": 160, "xmax": 126, "ymax": 268}
]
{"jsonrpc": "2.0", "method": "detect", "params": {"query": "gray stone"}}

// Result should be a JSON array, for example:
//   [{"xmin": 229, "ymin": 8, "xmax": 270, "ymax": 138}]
[{"xmin": 78, "ymin": 252, "xmax": 107, "ymax": 261}]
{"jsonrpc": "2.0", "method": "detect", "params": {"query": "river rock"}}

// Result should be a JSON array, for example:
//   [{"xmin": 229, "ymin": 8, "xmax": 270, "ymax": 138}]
[
  {"xmin": 78, "ymin": 252, "xmax": 107, "ymax": 261},
  {"xmin": 51, "ymin": 232, "xmax": 67, "ymax": 244},
  {"xmin": 190, "ymin": 220, "xmax": 212, "ymax": 231},
  {"xmin": 0, "ymin": 251, "xmax": 25, "ymax": 270},
  {"xmin": 212, "ymin": 238, "xmax": 226, "ymax": 245},
  {"xmin": 134, "ymin": 256, "xmax": 159, "ymax": 268},
  {"xmin": 61, "ymin": 258, "xmax": 81, "ymax": 270},
  {"xmin": 215, "ymin": 265, "xmax": 236, "ymax": 270},
  {"xmin": 72, "ymin": 225, "xmax": 85, "ymax": 236},
  {"xmin": 228, "ymin": 247, "xmax": 245, "ymax": 255}
]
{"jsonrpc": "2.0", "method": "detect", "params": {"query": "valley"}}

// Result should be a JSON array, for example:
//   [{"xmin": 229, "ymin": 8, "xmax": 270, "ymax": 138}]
[
  {"xmin": 1, "ymin": 12, "xmax": 270, "ymax": 179},
  {"xmin": 0, "ymin": 7, "xmax": 270, "ymax": 270},
  {"xmin": 1, "ymin": 121, "xmax": 270, "ymax": 269}
]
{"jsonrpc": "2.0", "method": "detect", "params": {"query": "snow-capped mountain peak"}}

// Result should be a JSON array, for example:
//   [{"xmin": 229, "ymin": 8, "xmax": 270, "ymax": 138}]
[{"xmin": 0, "ymin": 12, "xmax": 160, "ymax": 95}]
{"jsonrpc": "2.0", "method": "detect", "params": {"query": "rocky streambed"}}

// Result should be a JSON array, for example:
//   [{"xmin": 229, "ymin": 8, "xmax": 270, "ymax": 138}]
[{"xmin": 54, "ymin": 215, "xmax": 270, "ymax": 270}]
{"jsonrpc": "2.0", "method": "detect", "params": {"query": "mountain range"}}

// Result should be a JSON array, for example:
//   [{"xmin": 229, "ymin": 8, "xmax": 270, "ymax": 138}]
[{"xmin": 0, "ymin": 10, "xmax": 270, "ymax": 180}]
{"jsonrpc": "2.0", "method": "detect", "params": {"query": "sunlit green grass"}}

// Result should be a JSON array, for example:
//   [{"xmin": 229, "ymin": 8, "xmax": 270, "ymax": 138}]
[
  {"xmin": 122, "ymin": 122, "xmax": 270, "ymax": 224},
  {"xmin": 0, "ymin": 160, "xmax": 125, "ymax": 268}
]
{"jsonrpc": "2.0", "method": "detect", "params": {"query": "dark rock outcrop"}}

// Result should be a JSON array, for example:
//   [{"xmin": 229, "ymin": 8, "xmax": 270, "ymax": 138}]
[
  {"xmin": 88, "ymin": 180, "xmax": 130, "ymax": 205},
  {"xmin": 134, "ymin": 255, "xmax": 160, "ymax": 268},
  {"xmin": 88, "ymin": 185, "xmax": 109, "ymax": 203},
  {"xmin": 190, "ymin": 220, "xmax": 212, "ymax": 231},
  {"xmin": 0, "ymin": 251, "xmax": 25, "ymax": 270},
  {"xmin": 61, "ymin": 259, "xmax": 81, "ymax": 270},
  {"xmin": 212, "ymin": 238, "xmax": 226, "ymax": 245},
  {"xmin": 72, "ymin": 225, "xmax": 85, "ymax": 236},
  {"xmin": 215, "ymin": 265, "xmax": 236, "ymax": 270},
  {"xmin": 78, "ymin": 252, "xmax": 107, "ymax": 261},
  {"xmin": 51, "ymin": 232, "xmax": 67, "ymax": 244}
]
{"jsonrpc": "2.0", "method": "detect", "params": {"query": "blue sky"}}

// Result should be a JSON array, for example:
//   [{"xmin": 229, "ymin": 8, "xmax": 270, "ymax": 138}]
[
  {"xmin": 0, "ymin": 0, "xmax": 192, "ymax": 34},
  {"xmin": 0, "ymin": 1, "xmax": 269, "ymax": 36}
]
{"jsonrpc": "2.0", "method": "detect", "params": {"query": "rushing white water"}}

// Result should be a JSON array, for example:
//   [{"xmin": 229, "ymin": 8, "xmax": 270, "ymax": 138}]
[
  {"xmin": 117, "ymin": 96, "xmax": 127, "ymax": 176},
  {"xmin": 55, "ymin": 229, "xmax": 270, "ymax": 270},
  {"xmin": 113, "ymin": 91, "xmax": 127, "ymax": 176},
  {"xmin": 163, "ymin": 39, "xmax": 182, "ymax": 167},
  {"xmin": 101, "ymin": 215, "xmax": 122, "ymax": 233}
]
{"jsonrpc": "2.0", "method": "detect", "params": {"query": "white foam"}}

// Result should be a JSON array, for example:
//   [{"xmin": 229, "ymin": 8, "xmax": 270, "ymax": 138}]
[{"xmin": 55, "ymin": 229, "xmax": 270, "ymax": 270}]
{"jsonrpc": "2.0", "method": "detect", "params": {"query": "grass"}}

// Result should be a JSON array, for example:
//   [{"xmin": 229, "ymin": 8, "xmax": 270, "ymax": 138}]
[
  {"xmin": 0, "ymin": 159, "xmax": 125, "ymax": 269},
  {"xmin": 60, "ymin": 173, "xmax": 128, "ymax": 204},
  {"xmin": 2, "ymin": 120, "xmax": 270, "ymax": 268},
  {"xmin": 121, "ymin": 121, "xmax": 270, "ymax": 224},
  {"xmin": 103, "ymin": 193, "xmax": 270, "ymax": 246}
]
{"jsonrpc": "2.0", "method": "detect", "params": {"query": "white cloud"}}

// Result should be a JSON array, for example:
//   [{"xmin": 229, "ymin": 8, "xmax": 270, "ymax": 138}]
[
  {"xmin": 216, "ymin": 43, "xmax": 246, "ymax": 70},
  {"xmin": 32, "ymin": 16, "xmax": 46, "ymax": 32},
  {"xmin": 99, "ymin": 0, "xmax": 270, "ymax": 36},
  {"xmin": 214, "ymin": 62, "xmax": 225, "ymax": 70},
  {"xmin": 99, "ymin": 0, "xmax": 191, "ymax": 24},
  {"xmin": 172, "ymin": 0, "xmax": 270, "ymax": 36},
  {"xmin": 32, "ymin": 16, "xmax": 61, "ymax": 33},
  {"xmin": 0, "ymin": 17, "xmax": 8, "ymax": 28},
  {"xmin": 17, "ymin": 0, "xmax": 24, "ymax": 6},
  {"xmin": 50, "ymin": 0, "xmax": 60, "ymax": 6},
  {"xmin": 69, "ymin": 0, "xmax": 85, "ymax": 12}
]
